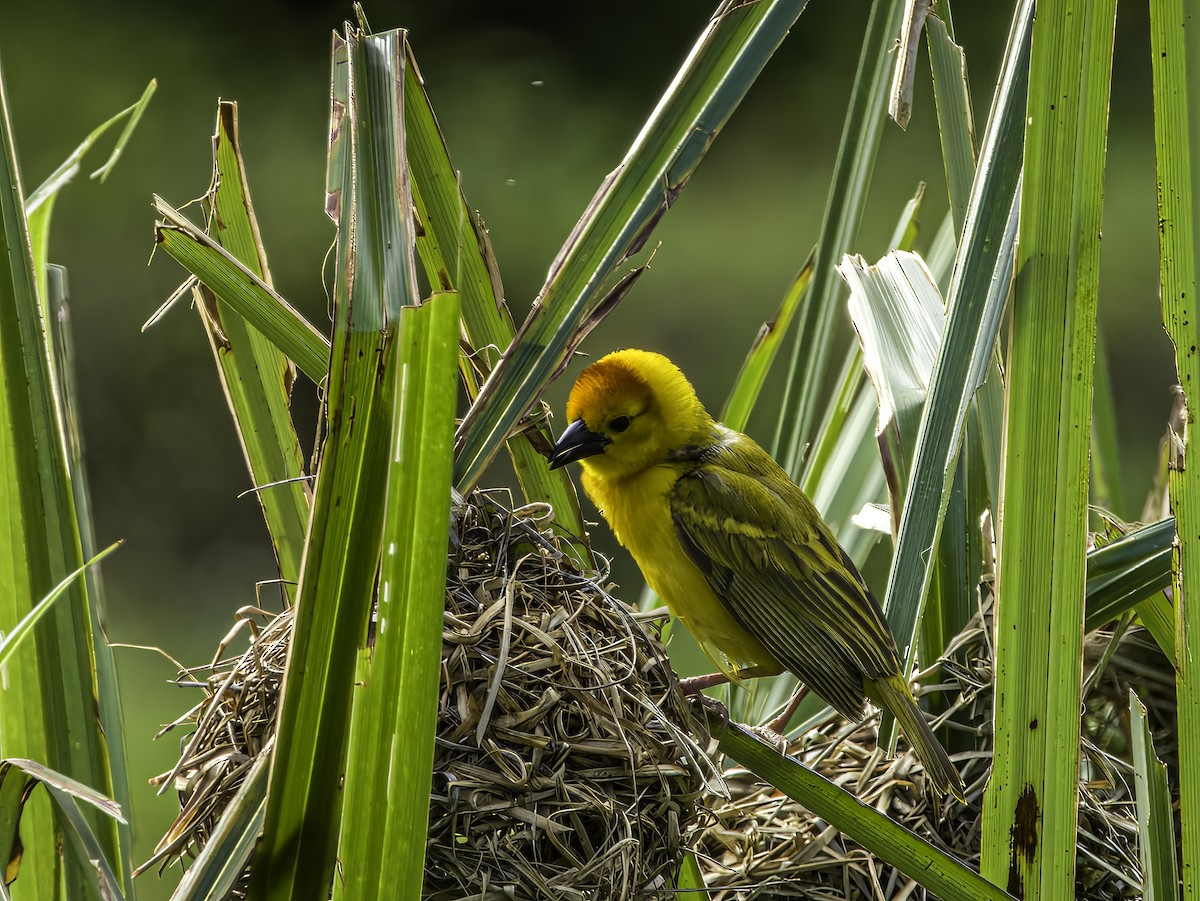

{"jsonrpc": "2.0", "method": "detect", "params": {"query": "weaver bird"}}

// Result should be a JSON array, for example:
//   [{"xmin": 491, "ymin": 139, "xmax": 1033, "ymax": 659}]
[{"xmin": 549, "ymin": 348, "xmax": 964, "ymax": 800}]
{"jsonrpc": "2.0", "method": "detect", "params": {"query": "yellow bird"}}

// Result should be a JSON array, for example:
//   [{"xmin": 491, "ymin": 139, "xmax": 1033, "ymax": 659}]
[{"xmin": 550, "ymin": 348, "xmax": 964, "ymax": 799}]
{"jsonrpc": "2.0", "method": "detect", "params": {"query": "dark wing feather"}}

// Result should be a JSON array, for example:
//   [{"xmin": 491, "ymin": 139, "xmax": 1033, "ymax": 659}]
[{"xmin": 670, "ymin": 438, "xmax": 901, "ymax": 720}]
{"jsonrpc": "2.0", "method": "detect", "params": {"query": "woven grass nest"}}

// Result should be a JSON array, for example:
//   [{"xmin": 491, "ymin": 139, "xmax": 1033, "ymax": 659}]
[
  {"xmin": 146, "ymin": 493, "xmax": 1174, "ymax": 899},
  {"xmin": 145, "ymin": 492, "xmax": 714, "ymax": 898},
  {"xmin": 690, "ymin": 604, "xmax": 1174, "ymax": 900}
]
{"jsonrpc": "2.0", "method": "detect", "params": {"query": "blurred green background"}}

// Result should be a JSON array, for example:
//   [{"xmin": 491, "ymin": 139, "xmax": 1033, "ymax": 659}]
[{"xmin": 1, "ymin": 1, "xmax": 1174, "ymax": 896}]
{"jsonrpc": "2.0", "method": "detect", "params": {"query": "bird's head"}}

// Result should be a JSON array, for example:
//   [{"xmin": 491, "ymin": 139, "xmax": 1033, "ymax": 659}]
[{"xmin": 549, "ymin": 349, "xmax": 713, "ymax": 480}]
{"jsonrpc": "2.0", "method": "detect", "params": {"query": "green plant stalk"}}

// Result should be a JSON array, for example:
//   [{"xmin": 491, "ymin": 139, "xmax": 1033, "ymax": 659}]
[
  {"xmin": 775, "ymin": 0, "xmax": 905, "ymax": 475},
  {"xmin": 361, "ymin": 294, "xmax": 458, "ymax": 896},
  {"xmin": 21, "ymin": 89, "xmax": 155, "ymax": 891},
  {"xmin": 200, "ymin": 101, "xmax": 312, "ymax": 598},
  {"xmin": 152, "ymin": 197, "xmax": 330, "ymax": 382},
  {"xmin": 0, "ymin": 56, "xmax": 121, "ymax": 898},
  {"xmin": 1130, "ymin": 689, "xmax": 1180, "ymax": 900},
  {"xmin": 980, "ymin": 0, "xmax": 1116, "ymax": 896},
  {"xmin": 721, "ymin": 251, "xmax": 815, "ymax": 431},
  {"xmin": 376, "ymin": 293, "xmax": 456, "ymax": 897},
  {"xmin": 251, "ymin": 27, "xmax": 419, "ymax": 900},
  {"xmin": 1149, "ymin": 0, "xmax": 1200, "ymax": 893},
  {"xmin": 873, "ymin": 0, "xmax": 1029, "ymax": 765},
  {"xmin": 880, "ymin": 0, "xmax": 1028, "ymax": 675}
]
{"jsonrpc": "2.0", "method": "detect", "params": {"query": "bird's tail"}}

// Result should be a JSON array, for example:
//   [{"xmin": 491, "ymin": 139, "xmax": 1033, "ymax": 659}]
[{"xmin": 871, "ymin": 674, "xmax": 966, "ymax": 802}]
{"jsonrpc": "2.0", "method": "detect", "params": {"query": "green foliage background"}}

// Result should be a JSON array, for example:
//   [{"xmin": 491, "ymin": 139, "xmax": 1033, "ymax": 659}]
[{"xmin": 0, "ymin": 1, "xmax": 1175, "ymax": 896}]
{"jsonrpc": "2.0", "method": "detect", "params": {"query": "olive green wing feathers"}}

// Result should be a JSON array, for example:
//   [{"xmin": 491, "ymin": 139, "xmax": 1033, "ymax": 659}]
[{"xmin": 669, "ymin": 438, "xmax": 900, "ymax": 720}]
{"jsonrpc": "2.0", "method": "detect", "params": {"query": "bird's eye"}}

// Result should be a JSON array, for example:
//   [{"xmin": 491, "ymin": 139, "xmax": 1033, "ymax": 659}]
[{"xmin": 610, "ymin": 415, "xmax": 632, "ymax": 433}]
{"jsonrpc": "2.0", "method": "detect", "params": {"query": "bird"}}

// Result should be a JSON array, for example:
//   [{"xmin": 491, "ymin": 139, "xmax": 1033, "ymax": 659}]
[{"xmin": 549, "ymin": 348, "xmax": 965, "ymax": 800}]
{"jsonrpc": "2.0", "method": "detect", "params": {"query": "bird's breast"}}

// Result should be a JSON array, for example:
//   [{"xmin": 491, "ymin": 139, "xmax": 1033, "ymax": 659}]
[{"xmin": 582, "ymin": 464, "xmax": 779, "ymax": 678}]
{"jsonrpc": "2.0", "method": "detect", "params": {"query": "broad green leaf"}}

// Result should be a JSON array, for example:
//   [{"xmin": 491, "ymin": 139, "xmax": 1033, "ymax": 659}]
[
  {"xmin": 200, "ymin": 101, "xmax": 312, "ymax": 598},
  {"xmin": 980, "ymin": 0, "xmax": 1116, "ymax": 896},
  {"xmin": 1084, "ymin": 517, "xmax": 1173, "ymax": 648},
  {"xmin": 1130, "ymin": 689, "xmax": 1180, "ymax": 901},
  {"xmin": 0, "ymin": 56, "xmax": 122, "ymax": 899},
  {"xmin": 151, "ymin": 196, "xmax": 330, "ymax": 382},
  {"xmin": 338, "ymin": 293, "xmax": 458, "ymax": 898},
  {"xmin": 455, "ymin": 0, "xmax": 813, "ymax": 494},
  {"xmin": 714, "ymin": 719, "xmax": 1016, "ymax": 901},
  {"xmin": 1149, "ymin": 0, "xmax": 1200, "ymax": 894},
  {"xmin": 251, "ymin": 27, "xmax": 420, "ymax": 900},
  {"xmin": 775, "ymin": 0, "xmax": 905, "ymax": 475}
]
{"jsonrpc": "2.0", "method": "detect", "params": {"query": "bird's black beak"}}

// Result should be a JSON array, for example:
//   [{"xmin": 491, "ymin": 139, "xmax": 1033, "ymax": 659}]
[{"xmin": 549, "ymin": 419, "xmax": 611, "ymax": 469}]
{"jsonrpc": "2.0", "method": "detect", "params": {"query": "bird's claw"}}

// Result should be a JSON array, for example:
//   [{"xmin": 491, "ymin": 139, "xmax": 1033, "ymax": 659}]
[{"xmin": 748, "ymin": 723, "xmax": 789, "ymax": 754}]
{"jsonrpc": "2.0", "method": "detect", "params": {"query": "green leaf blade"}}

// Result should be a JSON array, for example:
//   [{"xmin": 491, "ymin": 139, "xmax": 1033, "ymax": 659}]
[
  {"xmin": 1149, "ymin": 0, "xmax": 1200, "ymax": 894},
  {"xmin": 775, "ymin": 0, "xmax": 905, "ymax": 475},
  {"xmin": 251, "ymin": 26, "xmax": 419, "ymax": 900},
  {"xmin": 881, "ymin": 0, "xmax": 1030, "ymax": 695},
  {"xmin": 402, "ymin": 43, "xmax": 588, "ymax": 549},
  {"xmin": 926, "ymin": 9, "xmax": 976, "ymax": 238},
  {"xmin": 152, "ymin": 197, "xmax": 331, "ymax": 381},
  {"xmin": 1130, "ymin": 689, "xmax": 1180, "ymax": 900},
  {"xmin": 980, "ymin": 0, "xmax": 1117, "ymax": 895},
  {"xmin": 0, "ymin": 55, "xmax": 124, "ymax": 899},
  {"xmin": 455, "ymin": 0, "xmax": 813, "ymax": 494},
  {"xmin": 716, "ymin": 721, "xmax": 1015, "ymax": 901},
  {"xmin": 201, "ymin": 101, "xmax": 313, "ymax": 597},
  {"xmin": 721, "ymin": 250, "xmax": 814, "ymax": 432}
]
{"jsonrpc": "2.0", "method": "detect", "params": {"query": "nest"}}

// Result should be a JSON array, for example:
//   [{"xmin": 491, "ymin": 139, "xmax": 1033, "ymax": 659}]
[
  {"xmin": 690, "ymin": 598, "xmax": 1175, "ymax": 899},
  {"xmin": 145, "ymin": 489, "xmax": 1175, "ymax": 900},
  {"xmin": 143, "ymin": 492, "xmax": 711, "ymax": 899}
]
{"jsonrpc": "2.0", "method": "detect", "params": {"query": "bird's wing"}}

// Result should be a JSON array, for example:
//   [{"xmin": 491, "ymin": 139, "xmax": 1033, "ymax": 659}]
[{"xmin": 670, "ymin": 449, "xmax": 900, "ymax": 719}]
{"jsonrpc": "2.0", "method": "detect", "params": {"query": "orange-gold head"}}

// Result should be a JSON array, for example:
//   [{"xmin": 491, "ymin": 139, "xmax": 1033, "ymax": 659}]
[{"xmin": 550, "ymin": 349, "xmax": 712, "ymax": 480}]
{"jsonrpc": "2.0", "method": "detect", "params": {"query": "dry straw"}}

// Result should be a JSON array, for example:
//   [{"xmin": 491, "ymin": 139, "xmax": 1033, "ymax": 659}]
[
  {"xmin": 146, "ymin": 496, "xmax": 1170, "ymax": 899},
  {"xmin": 146, "ymin": 492, "xmax": 713, "ymax": 898},
  {"xmin": 692, "ymin": 605, "xmax": 1168, "ymax": 899}
]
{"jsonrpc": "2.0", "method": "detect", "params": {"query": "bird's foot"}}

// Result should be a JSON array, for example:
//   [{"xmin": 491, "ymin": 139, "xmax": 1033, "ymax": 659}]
[
  {"xmin": 764, "ymin": 685, "xmax": 810, "ymax": 734},
  {"xmin": 747, "ymin": 723, "xmax": 789, "ymax": 754},
  {"xmin": 677, "ymin": 672, "xmax": 732, "ymax": 695},
  {"xmin": 677, "ymin": 665, "xmax": 779, "ymax": 696}
]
